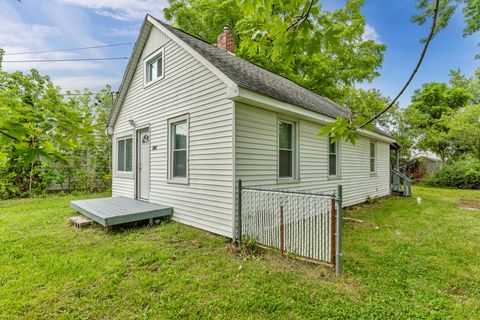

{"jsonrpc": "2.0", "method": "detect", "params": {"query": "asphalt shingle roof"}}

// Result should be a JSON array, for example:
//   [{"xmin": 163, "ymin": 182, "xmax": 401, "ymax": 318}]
[{"xmin": 157, "ymin": 19, "xmax": 350, "ymax": 120}]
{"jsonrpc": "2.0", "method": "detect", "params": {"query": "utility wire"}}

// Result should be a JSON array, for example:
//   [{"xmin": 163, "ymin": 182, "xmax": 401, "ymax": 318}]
[
  {"xmin": 357, "ymin": 0, "xmax": 440, "ymax": 129},
  {"xmin": 3, "ymin": 57, "xmax": 128, "ymax": 63},
  {"xmin": 60, "ymin": 91, "xmax": 119, "ymax": 96},
  {"xmin": 4, "ymin": 43, "xmax": 133, "ymax": 56}
]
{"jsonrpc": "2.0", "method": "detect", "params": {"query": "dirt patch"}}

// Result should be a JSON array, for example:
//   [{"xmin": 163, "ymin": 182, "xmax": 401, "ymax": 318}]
[{"xmin": 459, "ymin": 199, "xmax": 480, "ymax": 212}]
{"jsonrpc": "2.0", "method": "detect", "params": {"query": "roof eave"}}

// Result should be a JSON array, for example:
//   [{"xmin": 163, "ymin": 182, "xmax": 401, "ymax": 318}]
[
  {"xmin": 106, "ymin": 15, "xmax": 240, "ymax": 133},
  {"xmin": 106, "ymin": 16, "xmax": 153, "ymax": 134},
  {"xmin": 231, "ymin": 87, "xmax": 397, "ymax": 144}
]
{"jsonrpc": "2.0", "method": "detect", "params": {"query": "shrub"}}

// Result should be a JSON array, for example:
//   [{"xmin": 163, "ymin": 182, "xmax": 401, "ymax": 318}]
[{"xmin": 426, "ymin": 158, "xmax": 480, "ymax": 189}]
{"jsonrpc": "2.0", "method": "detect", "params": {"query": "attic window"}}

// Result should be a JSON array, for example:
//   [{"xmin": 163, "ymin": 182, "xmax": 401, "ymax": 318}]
[{"xmin": 144, "ymin": 47, "xmax": 164, "ymax": 86}]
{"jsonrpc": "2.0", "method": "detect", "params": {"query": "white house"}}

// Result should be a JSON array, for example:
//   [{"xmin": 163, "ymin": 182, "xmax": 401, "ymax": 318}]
[{"xmin": 106, "ymin": 15, "xmax": 399, "ymax": 238}]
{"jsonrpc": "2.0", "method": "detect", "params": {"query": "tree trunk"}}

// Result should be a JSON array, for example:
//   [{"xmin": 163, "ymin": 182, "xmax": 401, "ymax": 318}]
[{"xmin": 29, "ymin": 161, "xmax": 34, "ymax": 193}]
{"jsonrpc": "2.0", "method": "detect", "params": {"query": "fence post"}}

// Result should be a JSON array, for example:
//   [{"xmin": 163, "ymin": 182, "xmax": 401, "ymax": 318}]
[
  {"xmin": 280, "ymin": 205, "xmax": 284, "ymax": 255},
  {"xmin": 331, "ymin": 197, "xmax": 335, "ymax": 265},
  {"xmin": 335, "ymin": 185, "xmax": 343, "ymax": 276},
  {"xmin": 237, "ymin": 179, "xmax": 243, "ymax": 242}
]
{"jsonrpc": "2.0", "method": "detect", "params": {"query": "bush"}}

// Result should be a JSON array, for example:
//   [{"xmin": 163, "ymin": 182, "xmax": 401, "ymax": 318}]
[{"xmin": 426, "ymin": 158, "xmax": 480, "ymax": 189}]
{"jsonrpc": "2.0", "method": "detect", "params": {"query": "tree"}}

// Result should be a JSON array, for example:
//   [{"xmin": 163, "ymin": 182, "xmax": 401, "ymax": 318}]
[
  {"xmin": 165, "ymin": 0, "xmax": 479, "ymax": 143},
  {"xmin": 165, "ymin": 0, "xmax": 385, "ymax": 101},
  {"xmin": 164, "ymin": 0, "xmax": 242, "ymax": 45},
  {"xmin": 447, "ymin": 104, "xmax": 480, "ymax": 158},
  {"xmin": 449, "ymin": 67, "xmax": 480, "ymax": 105},
  {"xmin": 402, "ymin": 82, "xmax": 471, "ymax": 162},
  {"xmin": 0, "ymin": 69, "xmax": 86, "ymax": 194},
  {"xmin": 64, "ymin": 87, "xmax": 113, "ymax": 192}
]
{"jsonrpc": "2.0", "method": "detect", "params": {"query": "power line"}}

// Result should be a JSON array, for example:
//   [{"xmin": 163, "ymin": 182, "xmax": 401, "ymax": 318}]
[
  {"xmin": 60, "ymin": 91, "xmax": 119, "ymax": 96},
  {"xmin": 2, "ymin": 57, "xmax": 128, "ymax": 63},
  {"xmin": 4, "ymin": 43, "xmax": 134, "ymax": 56}
]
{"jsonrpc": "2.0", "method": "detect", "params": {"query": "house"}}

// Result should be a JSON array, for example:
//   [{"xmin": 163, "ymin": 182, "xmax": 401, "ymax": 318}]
[{"xmin": 105, "ymin": 15, "xmax": 400, "ymax": 238}]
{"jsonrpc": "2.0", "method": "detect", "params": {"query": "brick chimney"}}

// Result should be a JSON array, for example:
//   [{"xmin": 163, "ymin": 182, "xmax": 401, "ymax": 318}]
[{"xmin": 217, "ymin": 25, "xmax": 235, "ymax": 53}]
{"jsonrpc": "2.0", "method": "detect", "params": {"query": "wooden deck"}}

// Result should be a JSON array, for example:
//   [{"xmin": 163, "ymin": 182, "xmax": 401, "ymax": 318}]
[{"xmin": 70, "ymin": 197, "xmax": 173, "ymax": 227}]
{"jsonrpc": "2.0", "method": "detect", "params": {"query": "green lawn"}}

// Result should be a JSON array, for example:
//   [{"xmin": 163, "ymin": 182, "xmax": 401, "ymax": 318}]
[{"xmin": 0, "ymin": 186, "xmax": 479, "ymax": 319}]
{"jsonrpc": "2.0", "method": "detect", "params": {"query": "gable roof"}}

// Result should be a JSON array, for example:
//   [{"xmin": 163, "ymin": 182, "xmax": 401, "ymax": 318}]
[
  {"xmin": 154, "ymin": 18, "xmax": 349, "ymax": 120},
  {"xmin": 107, "ymin": 16, "xmax": 395, "ymax": 141}
]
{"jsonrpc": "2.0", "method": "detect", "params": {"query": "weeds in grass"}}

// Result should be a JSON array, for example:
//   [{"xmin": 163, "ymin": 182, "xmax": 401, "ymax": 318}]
[{"xmin": 1, "ymin": 187, "xmax": 479, "ymax": 319}]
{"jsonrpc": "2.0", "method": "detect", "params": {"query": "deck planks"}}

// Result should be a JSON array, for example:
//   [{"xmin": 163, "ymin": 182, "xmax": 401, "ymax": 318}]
[{"xmin": 70, "ymin": 197, "xmax": 173, "ymax": 227}]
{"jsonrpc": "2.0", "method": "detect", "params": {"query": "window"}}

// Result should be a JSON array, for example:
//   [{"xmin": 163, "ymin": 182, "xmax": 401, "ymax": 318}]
[
  {"xmin": 278, "ymin": 120, "xmax": 296, "ymax": 179},
  {"xmin": 328, "ymin": 134, "xmax": 339, "ymax": 176},
  {"xmin": 169, "ymin": 115, "xmax": 189, "ymax": 181},
  {"xmin": 145, "ymin": 47, "xmax": 164, "ymax": 85},
  {"xmin": 370, "ymin": 141, "xmax": 376, "ymax": 173},
  {"xmin": 117, "ymin": 137, "xmax": 132, "ymax": 172}
]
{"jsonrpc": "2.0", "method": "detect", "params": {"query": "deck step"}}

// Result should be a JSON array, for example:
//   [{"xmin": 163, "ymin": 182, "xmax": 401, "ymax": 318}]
[
  {"xmin": 70, "ymin": 215, "xmax": 93, "ymax": 229},
  {"xmin": 70, "ymin": 197, "xmax": 173, "ymax": 227}
]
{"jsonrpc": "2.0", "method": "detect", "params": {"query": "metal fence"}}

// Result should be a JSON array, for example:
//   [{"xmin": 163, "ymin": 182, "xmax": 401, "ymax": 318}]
[{"xmin": 238, "ymin": 180, "xmax": 343, "ymax": 273}]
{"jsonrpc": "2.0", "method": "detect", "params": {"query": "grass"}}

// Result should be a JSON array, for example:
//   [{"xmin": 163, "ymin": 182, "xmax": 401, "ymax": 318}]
[{"xmin": 0, "ymin": 186, "xmax": 479, "ymax": 319}]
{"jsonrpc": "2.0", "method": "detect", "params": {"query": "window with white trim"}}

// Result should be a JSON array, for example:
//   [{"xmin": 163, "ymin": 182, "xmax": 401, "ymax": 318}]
[
  {"xmin": 145, "ymin": 47, "xmax": 164, "ymax": 85},
  {"xmin": 117, "ymin": 137, "xmax": 132, "ymax": 172},
  {"xmin": 370, "ymin": 141, "xmax": 376, "ymax": 173},
  {"xmin": 328, "ymin": 134, "xmax": 339, "ymax": 176},
  {"xmin": 278, "ymin": 120, "xmax": 296, "ymax": 179},
  {"xmin": 169, "ymin": 115, "xmax": 188, "ymax": 181}
]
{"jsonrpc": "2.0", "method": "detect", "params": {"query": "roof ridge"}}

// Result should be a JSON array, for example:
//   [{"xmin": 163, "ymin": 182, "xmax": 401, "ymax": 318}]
[{"xmin": 156, "ymin": 18, "xmax": 349, "ymax": 115}]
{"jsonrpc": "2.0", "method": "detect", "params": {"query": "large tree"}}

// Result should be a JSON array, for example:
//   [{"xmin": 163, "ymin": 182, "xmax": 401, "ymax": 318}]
[
  {"xmin": 447, "ymin": 104, "xmax": 480, "ymax": 158},
  {"xmin": 402, "ymin": 82, "xmax": 471, "ymax": 162},
  {"xmin": 0, "ymin": 69, "xmax": 84, "ymax": 193},
  {"xmin": 449, "ymin": 67, "xmax": 480, "ymax": 105},
  {"xmin": 0, "ymin": 48, "xmax": 113, "ymax": 196},
  {"xmin": 165, "ymin": 0, "xmax": 385, "ymax": 102}
]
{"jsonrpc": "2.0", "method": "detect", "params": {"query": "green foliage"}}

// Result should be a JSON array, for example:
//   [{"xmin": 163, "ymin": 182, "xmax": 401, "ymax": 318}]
[
  {"xmin": 165, "ymin": 0, "xmax": 393, "ymax": 145},
  {"xmin": 164, "ymin": 0, "xmax": 242, "ymax": 44},
  {"xmin": 448, "ymin": 104, "xmax": 480, "ymax": 158},
  {"xmin": 426, "ymin": 157, "xmax": 480, "ymax": 189},
  {"xmin": 413, "ymin": 0, "xmax": 480, "ymax": 57},
  {"xmin": 63, "ymin": 87, "xmax": 113, "ymax": 193},
  {"xmin": 165, "ymin": 0, "xmax": 385, "ymax": 101},
  {"xmin": 449, "ymin": 67, "xmax": 480, "ymax": 104},
  {"xmin": 327, "ymin": 0, "xmax": 479, "ymax": 141},
  {"xmin": 401, "ymin": 82, "xmax": 471, "ymax": 161},
  {"xmin": 0, "ymin": 65, "xmax": 112, "ymax": 198},
  {"xmin": 0, "ymin": 69, "xmax": 82, "ymax": 194},
  {"xmin": 399, "ymin": 67, "xmax": 480, "ymax": 164}
]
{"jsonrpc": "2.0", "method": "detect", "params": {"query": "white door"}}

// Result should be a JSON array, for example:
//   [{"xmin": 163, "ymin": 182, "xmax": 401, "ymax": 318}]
[{"xmin": 137, "ymin": 129, "xmax": 150, "ymax": 200}]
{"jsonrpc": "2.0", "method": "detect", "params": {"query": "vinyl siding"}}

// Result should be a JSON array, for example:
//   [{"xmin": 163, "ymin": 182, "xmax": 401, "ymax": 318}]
[
  {"xmin": 235, "ymin": 102, "xmax": 391, "ymax": 207},
  {"xmin": 112, "ymin": 26, "xmax": 234, "ymax": 237}
]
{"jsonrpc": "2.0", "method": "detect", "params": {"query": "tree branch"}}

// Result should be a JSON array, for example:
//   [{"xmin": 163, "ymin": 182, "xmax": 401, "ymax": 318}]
[
  {"xmin": 287, "ymin": 0, "xmax": 314, "ymax": 32},
  {"xmin": 0, "ymin": 130, "xmax": 19, "ymax": 141},
  {"xmin": 357, "ymin": 0, "xmax": 440, "ymax": 129}
]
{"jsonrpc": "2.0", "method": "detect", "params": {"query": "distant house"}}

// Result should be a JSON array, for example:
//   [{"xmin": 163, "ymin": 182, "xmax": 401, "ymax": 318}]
[{"xmin": 106, "ymin": 15, "xmax": 401, "ymax": 238}]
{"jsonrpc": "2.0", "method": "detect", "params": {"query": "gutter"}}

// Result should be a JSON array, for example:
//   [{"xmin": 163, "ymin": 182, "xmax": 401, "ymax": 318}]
[{"xmin": 227, "ymin": 87, "xmax": 397, "ymax": 145}]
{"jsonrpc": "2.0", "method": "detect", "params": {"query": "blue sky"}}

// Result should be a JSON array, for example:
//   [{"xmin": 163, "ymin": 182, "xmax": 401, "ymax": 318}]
[{"xmin": 1, "ymin": 0, "xmax": 478, "ymax": 107}]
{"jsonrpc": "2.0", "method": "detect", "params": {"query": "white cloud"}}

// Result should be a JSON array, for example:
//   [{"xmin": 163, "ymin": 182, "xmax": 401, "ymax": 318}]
[
  {"xmin": 56, "ymin": 0, "xmax": 169, "ymax": 21},
  {"xmin": 0, "ymin": 18, "xmax": 91, "ymax": 73},
  {"xmin": 53, "ymin": 75, "xmax": 119, "ymax": 92},
  {"xmin": 101, "ymin": 26, "xmax": 139, "ymax": 37},
  {"xmin": 0, "ymin": 0, "xmax": 131, "ymax": 92},
  {"xmin": 363, "ymin": 24, "xmax": 381, "ymax": 43},
  {"xmin": 0, "ymin": 2, "xmax": 126, "ymax": 91},
  {"xmin": 0, "ymin": 19, "xmax": 60, "ymax": 49}
]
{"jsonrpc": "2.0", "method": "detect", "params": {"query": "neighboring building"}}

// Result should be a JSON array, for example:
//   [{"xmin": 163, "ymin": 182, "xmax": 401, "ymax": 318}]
[
  {"xmin": 106, "ymin": 15, "xmax": 399, "ymax": 238},
  {"xmin": 407, "ymin": 151, "xmax": 442, "ymax": 181}
]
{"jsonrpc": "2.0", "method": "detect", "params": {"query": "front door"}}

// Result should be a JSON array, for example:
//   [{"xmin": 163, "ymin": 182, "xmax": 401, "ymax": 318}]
[{"xmin": 137, "ymin": 128, "xmax": 150, "ymax": 200}]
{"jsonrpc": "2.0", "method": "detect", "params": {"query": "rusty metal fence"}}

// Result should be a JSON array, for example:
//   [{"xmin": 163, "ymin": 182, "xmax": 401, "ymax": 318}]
[{"xmin": 237, "ymin": 180, "xmax": 343, "ymax": 272}]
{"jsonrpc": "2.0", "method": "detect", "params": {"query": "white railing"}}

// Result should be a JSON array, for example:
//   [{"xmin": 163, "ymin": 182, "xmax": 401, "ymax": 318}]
[{"xmin": 238, "ymin": 182, "xmax": 341, "ymax": 266}]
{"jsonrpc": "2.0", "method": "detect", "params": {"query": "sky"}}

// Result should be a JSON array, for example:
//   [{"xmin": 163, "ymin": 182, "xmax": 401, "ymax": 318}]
[{"xmin": 1, "ymin": 0, "xmax": 479, "ymax": 107}]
